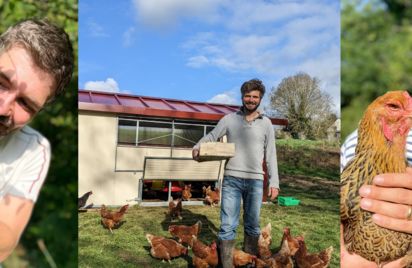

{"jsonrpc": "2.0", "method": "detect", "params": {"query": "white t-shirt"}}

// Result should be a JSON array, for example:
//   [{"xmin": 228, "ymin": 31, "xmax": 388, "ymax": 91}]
[
  {"xmin": 341, "ymin": 129, "xmax": 412, "ymax": 171},
  {"xmin": 0, "ymin": 126, "xmax": 51, "ymax": 202}
]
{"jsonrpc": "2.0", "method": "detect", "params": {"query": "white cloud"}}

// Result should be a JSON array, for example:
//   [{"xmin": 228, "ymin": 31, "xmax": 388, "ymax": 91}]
[
  {"xmin": 178, "ymin": 1, "xmax": 339, "ymax": 111},
  {"xmin": 186, "ymin": 55, "xmax": 209, "ymax": 68},
  {"xmin": 87, "ymin": 20, "xmax": 109, "ymax": 37},
  {"xmin": 207, "ymin": 90, "xmax": 239, "ymax": 105},
  {"xmin": 130, "ymin": 0, "xmax": 340, "ymax": 110},
  {"xmin": 84, "ymin": 78, "xmax": 120, "ymax": 93},
  {"xmin": 132, "ymin": 0, "xmax": 222, "ymax": 29},
  {"xmin": 123, "ymin": 27, "xmax": 136, "ymax": 47}
]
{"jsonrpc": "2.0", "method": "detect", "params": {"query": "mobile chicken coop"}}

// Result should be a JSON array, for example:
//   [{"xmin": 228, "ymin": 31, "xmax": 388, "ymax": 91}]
[{"xmin": 78, "ymin": 90, "xmax": 287, "ymax": 206}]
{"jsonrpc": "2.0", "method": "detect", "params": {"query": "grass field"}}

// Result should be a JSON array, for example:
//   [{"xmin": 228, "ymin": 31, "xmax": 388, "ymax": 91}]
[{"xmin": 79, "ymin": 140, "xmax": 340, "ymax": 268}]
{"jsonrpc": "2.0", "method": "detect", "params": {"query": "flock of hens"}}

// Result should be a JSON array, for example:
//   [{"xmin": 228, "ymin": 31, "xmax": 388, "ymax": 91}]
[
  {"xmin": 147, "ymin": 184, "xmax": 334, "ymax": 267},
  {"xmin": 78, "ymin": 185, "xmax": 333, "ymax": 267},
  {"xmin": 146, "ymin": 216, "xmax": 333, "ymax": 268}
]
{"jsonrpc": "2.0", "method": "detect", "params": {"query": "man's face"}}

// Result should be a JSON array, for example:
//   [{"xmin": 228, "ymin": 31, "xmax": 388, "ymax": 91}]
[
  {"xmin": 0, "ymin": 46, "xmax": 54, "ymax": 137},
  {"xmin": 242, "ymin": 90, "xmax": 262, "ymax": 113}
]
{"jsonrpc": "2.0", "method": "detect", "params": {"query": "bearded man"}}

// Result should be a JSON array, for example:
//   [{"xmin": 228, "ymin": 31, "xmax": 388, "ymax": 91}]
[{"xmin": 193, "ymin": 78, "xmax": 280, "ymax": 268}]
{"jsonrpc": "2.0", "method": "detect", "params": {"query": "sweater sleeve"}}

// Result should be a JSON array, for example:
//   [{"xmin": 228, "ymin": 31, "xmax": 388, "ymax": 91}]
[
  {"xmin": 193, "ymin": 115, "xmax": 228, "ymax": 149},
  {"xmin": 265, "ymin": 121, "xmax": 279, "ymax": 189}
]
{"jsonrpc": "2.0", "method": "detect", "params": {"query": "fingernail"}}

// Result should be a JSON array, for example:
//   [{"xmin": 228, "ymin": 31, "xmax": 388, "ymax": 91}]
[
  {"xmin": 360, "ymin": 198, "xmax": 372, "ymax": 209},
  {"xmin": 374, "ymin": 176, "xmax": 384, "ymax": 185},
  {"xmin": 359, "ymin": 186, "xmax": 371, "ymax": 196}
]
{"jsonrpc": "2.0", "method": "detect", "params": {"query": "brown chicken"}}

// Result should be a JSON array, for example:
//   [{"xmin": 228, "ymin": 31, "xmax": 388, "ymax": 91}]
[
  {"xmin": 281, "ymin": 227, "xmax": 299, "ymax": 256},
  {"xmin": 100, "ymin": 204, "xmax": 111, "ymax": 218},
  {"xmin": 294, "ymin": 236, "xmax": 333, "ymax": 268},
  {"xmin": 203, "ymin": 186, "xmax": 220, "ymax": 206},
  {"xmin": 78, "ymin": 191, "xmax": 92, "ymax": 208},
  {"xmin": 146, "ymin": 233, "xmax": 188, "ymax": 263},
  {"xmin": 193, "ymin": 255, "xmax": 210, "ymax": 268},
  {"xmin": 257, "ymin": 227, "xmax": 297, "ymax": 268},
  {"xmin": 100, "ymin": 204, "xmax": 129, "ymax": 233},
  {"xmin": 168, "ymin": 198, "xmax": 182, "ymax": 221},
  {"xmin": 232, "ymin": 248, "xmax": 256, "ymax": 267},
  {"xmin": 191, "ymin": 235, "xmax": 218, "ymax": 267},
  {"xmin": 258, "ymin": 222, "xmax": 272, "ymax": 259},
  {"xmin": 182, "ymin": 184, "xmax": 192, "ymax": 201},
  {"xmin": 168, "ymin": 220, "xmax": 202, "ymax": 245},
  {"xmin": 341, "ymin": 91, "xmax": 412, "ymax": 265}
]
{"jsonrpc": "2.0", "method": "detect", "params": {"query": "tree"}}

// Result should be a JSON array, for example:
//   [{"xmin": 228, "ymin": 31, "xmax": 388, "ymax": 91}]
[
  {"xmin": 270, "ymin": 72, "xmax": 335, "ymax": 139},
  {"xmin": 382, "ymin": 0, "xmax": 412, "ymax": 24},
  {"xmin": 341, "ymin": 0, "xmax": 412, "ymax": 140},
  {"xmin": 0, "ymin": 1, "xmax": 78, "ymax": 267}
]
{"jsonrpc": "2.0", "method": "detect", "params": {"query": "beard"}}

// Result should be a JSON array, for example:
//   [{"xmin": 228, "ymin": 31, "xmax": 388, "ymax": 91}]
[
  {"xmin": 0, "ymin": 116, "xmax": 13, "ymax": 137},
  {"xmin": 242, "ymin": 100, "xmax": 261, "ymax": 113}
]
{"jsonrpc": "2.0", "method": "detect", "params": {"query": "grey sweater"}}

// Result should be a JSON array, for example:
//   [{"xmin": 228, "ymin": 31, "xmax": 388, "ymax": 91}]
[{"xmin": 195, "ymin": 110, "xmax": 279, "ymax": 189}]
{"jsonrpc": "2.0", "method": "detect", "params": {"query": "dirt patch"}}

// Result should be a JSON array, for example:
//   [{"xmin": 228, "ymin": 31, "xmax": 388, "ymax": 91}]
[{"xmin": 281, "ymin": 174, "xmax": 339, "ymax": 193}]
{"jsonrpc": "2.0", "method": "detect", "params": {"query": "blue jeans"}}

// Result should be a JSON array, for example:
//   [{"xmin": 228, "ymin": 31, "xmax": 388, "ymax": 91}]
[{"xmin": 218, "ymin": 176, "xmax": 263, "ymax": 241}]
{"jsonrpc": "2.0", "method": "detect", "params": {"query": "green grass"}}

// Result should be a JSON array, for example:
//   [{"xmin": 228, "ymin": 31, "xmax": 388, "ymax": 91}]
[
  {"xmin": 79, "ymin": 179, "xmax": 339, "ymax": 268},
  {"xmin": 277, "ymin": 141, "xmax": 340, "ymax": 181},
  {"xmin": 276, "ymin": 139, "xmax": 340, "ymax": 151},
  {"xmin": 278, "ymin": 162, "xmax": 339, "ymax": 181}
]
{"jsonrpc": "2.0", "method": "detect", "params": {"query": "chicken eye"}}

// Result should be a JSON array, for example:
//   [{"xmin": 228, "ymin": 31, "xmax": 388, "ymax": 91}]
[{"xmin": 387, "ymin": 103, "xmax": 400, "ymax": 110}]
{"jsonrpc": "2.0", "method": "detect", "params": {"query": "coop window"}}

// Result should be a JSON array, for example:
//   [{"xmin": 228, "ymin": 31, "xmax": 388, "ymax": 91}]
[
  {"xmin": 206, "ymin": 126, "xmax": 215, "ymax": 134},
  {"xmin": 138, "ymin": 121, "xmax": 173, "ymax": 146},
  {"xmin": 118, "ymin": 119, "xmax": 138, "ymax": 145},
  {"xmin": 117, "ymin": 117, "xmax": 217, "ymax": 147},
  {"xmin": 173, "ymin": 123, "xmax": 204, "ymax": 147}
]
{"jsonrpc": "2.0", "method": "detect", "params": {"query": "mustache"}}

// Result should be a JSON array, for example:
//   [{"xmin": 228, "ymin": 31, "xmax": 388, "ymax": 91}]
[{"xmin": 242, "ymin": 100, "xmax": 260, "ymax": 112}]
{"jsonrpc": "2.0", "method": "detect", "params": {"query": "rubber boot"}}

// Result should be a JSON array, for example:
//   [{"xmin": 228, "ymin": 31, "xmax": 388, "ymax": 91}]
[
  {"xmin": 243, "ymin": 234, "xmax": 259, "ymax": 267},
  {"xmin": 218, "ymin": 239, "xmax": 235, "ymax": 268}
]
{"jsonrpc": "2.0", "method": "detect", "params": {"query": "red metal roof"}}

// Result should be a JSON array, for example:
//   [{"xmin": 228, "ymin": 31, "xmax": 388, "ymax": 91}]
[{"xmin": 78, "ymin": 90, "xmax": 288, "ymax": 126}]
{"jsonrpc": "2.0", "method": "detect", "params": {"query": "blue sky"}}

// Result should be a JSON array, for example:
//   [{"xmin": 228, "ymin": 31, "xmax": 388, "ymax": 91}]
[{"xmin": 79, "ymin": 0, "xmax": 340, "ymax": 115}]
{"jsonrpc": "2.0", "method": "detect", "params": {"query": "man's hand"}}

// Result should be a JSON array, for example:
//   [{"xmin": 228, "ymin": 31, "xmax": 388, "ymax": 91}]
[
  {"xmin": 268, "ymin": 187, "xmax": 279, "ymax": 201},
  {"xmin": 0, "ymin": 195, "xmax": 34, "ymax": 262},
  {"xmin": 0, "ymin": 222, "xmax": 15, "ymax": 256},
  {"xmin": 192, "ymin": 148, "xmax": 200, "ymax": 162},
  {"xmin": 358, "ymin": 167, "xmax": 412, "ymax": 234}
]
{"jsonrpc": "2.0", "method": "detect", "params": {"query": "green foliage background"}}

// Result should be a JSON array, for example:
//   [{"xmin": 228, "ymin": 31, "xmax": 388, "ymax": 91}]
[
  {"xmin": 0, "ymin": 0, "xmax": 78, "ymax": 266},
  {"xmin": 341, "ymin": 0, "xmax": 412, "ymax": 140}
]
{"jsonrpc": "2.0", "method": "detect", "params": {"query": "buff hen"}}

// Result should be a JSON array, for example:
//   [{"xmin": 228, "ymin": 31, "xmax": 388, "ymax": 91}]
[
  {"xmin": 258, "ymin": 223, "xmax": 272, "ymax": 259},
  {"xmin": 168, "ymin": 220, "xmax": 202, "ymax": 245},
  {"xmin": 146, "ymin": 233, "xmax": 188, "ymax": 263},
  {"xmin": 100, "ymin": 204, "xmax": 129, "ymax": 234},
  {"xmin": 191, "ymin": 236, "xmax": 218, "ymax": 267},
  {"xmin": 232, "ymin": 248, "xmax": 257, "ymax": 267},
  {"xmin": 203, "ymin": 186, "xmax": 220, "ymax": 207},
  {"xmin": 341, "ymin": 91, "xmax": 412, "ymax": 265},
  {"xmin": 294, "ymin": 236, "xmax": 333, "ymax": 268},
  {"xmin": 182, "ymin": 184, "xmax": 192, "ymax": 201}
]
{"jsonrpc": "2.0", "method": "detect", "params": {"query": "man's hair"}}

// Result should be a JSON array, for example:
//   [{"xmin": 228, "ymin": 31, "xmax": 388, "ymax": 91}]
[
  {"xmin": 0, "ymin": 19, "xmax": 74, "ymax": 102},
  {"xmin": 240, "ymin": 79, "xmax": 265, "ymax": 98}
]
